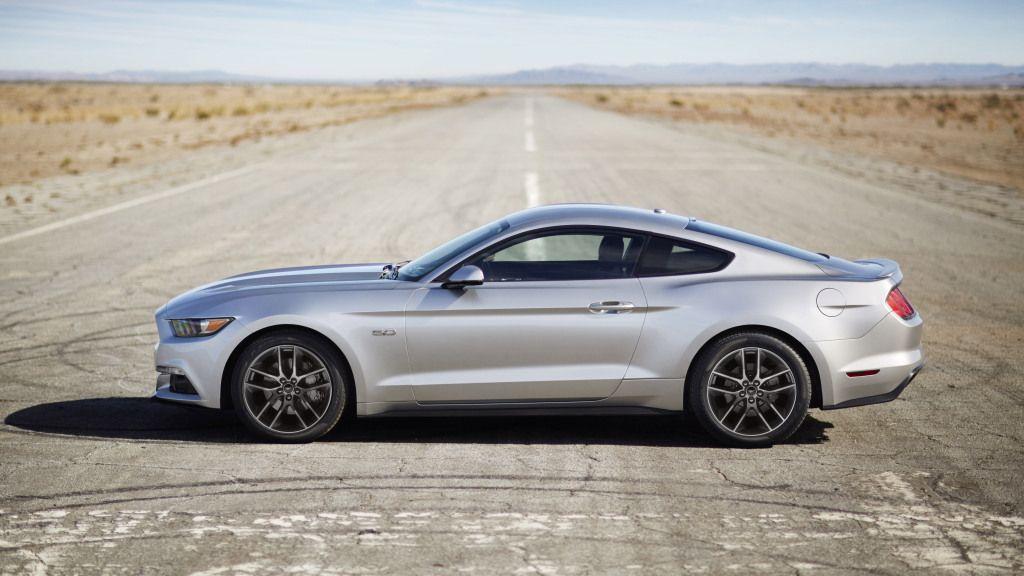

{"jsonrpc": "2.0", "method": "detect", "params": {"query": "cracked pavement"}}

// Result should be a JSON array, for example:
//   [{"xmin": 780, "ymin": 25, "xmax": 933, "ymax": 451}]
[{"xmin": 1, "ymin": 94, "xmax": 1022, "ymax": 574}]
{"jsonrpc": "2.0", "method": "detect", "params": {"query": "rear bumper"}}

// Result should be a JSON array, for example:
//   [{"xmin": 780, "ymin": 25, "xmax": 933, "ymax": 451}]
[
  {"xmin": 822, "ymin": 363, "xmax": 922, "ymax": 410},
  {"xmin": 815, "ymin": 311, "xmax": 924, "ymax": 409}
]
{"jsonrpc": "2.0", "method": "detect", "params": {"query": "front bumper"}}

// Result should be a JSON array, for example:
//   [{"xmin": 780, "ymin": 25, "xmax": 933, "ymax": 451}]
[
  {"xmin": 815, "ymin": 311, "xmax": 924, "ymax": 409},
  {"xmin": 152, "ymin": 318, "xmax": 245, "ymax": 409}
]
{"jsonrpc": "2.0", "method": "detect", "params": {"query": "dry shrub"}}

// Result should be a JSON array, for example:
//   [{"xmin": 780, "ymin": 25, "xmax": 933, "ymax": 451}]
[
  {"xmin": 931, "ymin": 98, "xmax": 957, "ymax": 114},
  {"xmin": 981, "ymin": 93, "xmax": 1002, "ymax": 109}
]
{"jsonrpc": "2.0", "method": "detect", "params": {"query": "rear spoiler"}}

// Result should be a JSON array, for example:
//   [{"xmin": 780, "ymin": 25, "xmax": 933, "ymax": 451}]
[{"xmin": 818, "ymin": 257, "xmax": 902, "ymax": 284}]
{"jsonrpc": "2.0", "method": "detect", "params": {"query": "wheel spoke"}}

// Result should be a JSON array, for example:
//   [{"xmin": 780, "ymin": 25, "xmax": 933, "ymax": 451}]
[
  {"xmin": 737, "ymin": 349, "xmax": 747, "ymax": 381},
  {"xmin": 245, "ymin": 381, "xmax": 278, "ymax": 391},
  {"xmin": 708, "ymin": 386, "xmax": 737, "ymax": 395},
  {"xmin": 712, "ymin": 371, "xmax": 742, "ymax": 385},
  {"xmin": 249, "ymin": 368, "xmax": 279, "ymax": 382},
  {"xmin": 716, "ymin": 397, "xmax": 743, "ymax": 425},
  {"xmin": 293, "ymin": 404, "xmax": 308, "ymax": 429},
  {"xmin": 756, "ymin": 408, "xmax": 772, "ymax": 431},
  {"xmin": 291, "ymin": 347, "xmax": 299, "ymax": 379},
  {"xmin": 301, "ymin": 397, "xmax": 321, "ymax": 419},
  {"xmin": 765, "ymin": 383, "xmax": 796, "ymax": 393},
  {"xmin": 297, "ymin": 367, "xmax": 326, "ymax": 381},
  {"xmin": 255, "ymin": 397, "xmax": 277, "ymax": 421},
  {"xmin": 755, "ymin": 348, "xmax": 762, "ymax": 380},
  {"xmin": 761, "ymin": 368, "xmax": 791, "ymax": 382},
  {"xmin": 276, "ymin": 346, "xmax": 284, "ymax": 378},
  {"xmin": 268, "ymin": 402, "xmax": 285, "ymax": 429},
  {"xmin": 732, "ymin": 410, "xmax": 747, "ymax": 432},
  {"xmin": 769, "ymin": 403, "xmax": 785, "ymax": 421}
]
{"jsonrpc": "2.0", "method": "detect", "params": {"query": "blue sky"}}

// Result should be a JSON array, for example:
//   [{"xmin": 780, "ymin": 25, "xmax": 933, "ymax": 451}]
[{"xmin": 1, "ymin": 1, "xmax": 1022, "ymax": 79}]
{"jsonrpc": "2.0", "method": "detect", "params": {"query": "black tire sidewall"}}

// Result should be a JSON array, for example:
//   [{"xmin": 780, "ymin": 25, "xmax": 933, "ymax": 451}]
[
  {"xmin": 231, "ymin": 330, "xmax": 348, "ymax": 442},
  {"xmin": 688, "ymin": 332, "xmax": 811, "ymax": 447}
]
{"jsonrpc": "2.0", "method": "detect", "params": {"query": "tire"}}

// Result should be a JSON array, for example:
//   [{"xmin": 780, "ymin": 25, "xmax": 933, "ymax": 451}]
[
  {"xmin": 687, "ymin": 332, "xmax": 811, "ymax": 447},
  {"xmin": 231, "ymin": 330, "xmax": 350, "ymax": 442}
]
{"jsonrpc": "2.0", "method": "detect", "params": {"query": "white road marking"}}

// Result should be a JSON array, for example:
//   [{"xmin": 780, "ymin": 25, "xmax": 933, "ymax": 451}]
[
  {"xmin": 0, "ymin": 163, "xmax": 262, "ymax": 246},
  {"xmin": 524, "ymin": 97, "xmax": 540, "ymax": 209},
  {"xmin": 524, "ymin": 171, "xmax": 541, "ymax": 207},
  {"xmin": 524, "ymin": 96, "xmax": 536, "ymax": 151}
]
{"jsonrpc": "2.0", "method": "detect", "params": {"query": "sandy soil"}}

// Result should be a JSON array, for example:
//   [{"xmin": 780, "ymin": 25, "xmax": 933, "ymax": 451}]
[
  {"xmin": 560, "ymin": 86, "xmax": 1024, "ymax": 193},
  {"xmin": 0, "ymin": 83, "xmax": 487, "ymax": 189}
]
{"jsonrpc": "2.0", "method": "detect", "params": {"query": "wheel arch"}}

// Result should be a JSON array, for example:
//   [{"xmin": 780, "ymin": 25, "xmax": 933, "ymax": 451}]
[
  {"xmin": 684, "ymin": 324, "xmax": 823, "ymax": 409},
  {"xmin": 220, "ymin": 324, "xmax": 356, "ymax": 411}
]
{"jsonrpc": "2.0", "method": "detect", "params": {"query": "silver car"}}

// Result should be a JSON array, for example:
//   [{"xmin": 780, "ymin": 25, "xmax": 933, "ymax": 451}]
[{"xmin": 154, "ymin": 204, "xmax": 923, "ymax": 446}]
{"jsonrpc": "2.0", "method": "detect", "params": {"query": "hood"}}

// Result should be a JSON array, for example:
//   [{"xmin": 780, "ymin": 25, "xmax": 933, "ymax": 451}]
[
  {"xmin": 157, "ymin": 263, "xmax": 395, "ymax": 318},
  {"xmin": 222, "ymin": 263, "xmax": 388, "ymax": 286}
]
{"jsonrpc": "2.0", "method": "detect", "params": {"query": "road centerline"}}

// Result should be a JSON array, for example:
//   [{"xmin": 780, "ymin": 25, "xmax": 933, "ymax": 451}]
[
  {"xmin": 523, "ymin": 97, "xmax": 540, "ymax": 207},
  {"xmin": 524, "ymin": 172, "xmax": 541, "ymax": 207}
]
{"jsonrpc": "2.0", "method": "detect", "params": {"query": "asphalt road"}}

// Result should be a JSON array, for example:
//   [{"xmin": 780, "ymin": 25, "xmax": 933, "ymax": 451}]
[{"xmin": 1, "ymin": 94, "xmax": 1022, "ymax": 575}]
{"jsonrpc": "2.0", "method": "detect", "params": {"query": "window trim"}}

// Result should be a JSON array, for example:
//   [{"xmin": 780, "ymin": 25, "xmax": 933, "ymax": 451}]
[{"xmin": 433, "ymin": 225, "xmax": 734, "ymax": 283}]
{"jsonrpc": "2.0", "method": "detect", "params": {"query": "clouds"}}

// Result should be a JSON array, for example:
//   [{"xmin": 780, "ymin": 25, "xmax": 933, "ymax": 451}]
[{"xmin": 0, "ymin": 0, "xmax": 1021, "ymax": 79}]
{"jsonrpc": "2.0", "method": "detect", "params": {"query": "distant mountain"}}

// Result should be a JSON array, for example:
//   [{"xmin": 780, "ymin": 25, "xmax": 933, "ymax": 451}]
[
  {"xmin": 3, "ymin": 64, "xmax": 1023, "ymax": 86},
  {"xmin": 456, "ymin": 63, "xmax": 1024, "ymax": 86}
]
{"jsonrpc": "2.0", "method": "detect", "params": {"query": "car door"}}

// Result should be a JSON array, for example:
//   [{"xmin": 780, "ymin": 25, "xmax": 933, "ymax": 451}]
[{"xmin": 404, "ymin": 228, "xmax": 648, "ymax": 403}]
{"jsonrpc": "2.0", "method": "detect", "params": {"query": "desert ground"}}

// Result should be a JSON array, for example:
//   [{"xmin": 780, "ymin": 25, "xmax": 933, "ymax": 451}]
[
  {"xmin": 0, "ymin": 87, "xmax": 1022, "ymax": 574},
  {"xmin": 0, "ymin": 83, "xmax": 485, "ymax": 186},
  {"xmin": 561, "ymin": 86, "xmax": 1024, "ymax": 204}
]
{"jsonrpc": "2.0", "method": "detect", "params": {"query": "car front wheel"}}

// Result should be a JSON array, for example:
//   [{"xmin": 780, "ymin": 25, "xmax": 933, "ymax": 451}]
[
  {"xmin": 688, "ymin": 332, "xmax": 811, "ymax": 447},
  {"xmin": 231, "ymin": 330, "xmax": 349, "ymax": 442}
]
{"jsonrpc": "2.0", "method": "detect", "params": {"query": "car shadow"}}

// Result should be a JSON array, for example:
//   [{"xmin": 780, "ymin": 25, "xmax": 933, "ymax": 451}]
[{"xmin": 3, "ymin": 397, "xmax": 833, "ymax": 447}]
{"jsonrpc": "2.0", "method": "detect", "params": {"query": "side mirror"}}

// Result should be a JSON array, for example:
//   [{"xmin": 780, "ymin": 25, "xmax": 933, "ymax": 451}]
[{"xmin": 442, "ymin": 265, "xmax": 484, "ymax": 289}]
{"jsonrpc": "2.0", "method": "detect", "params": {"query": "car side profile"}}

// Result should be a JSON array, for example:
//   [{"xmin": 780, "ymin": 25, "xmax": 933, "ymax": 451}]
[{"xmin": 154, "ymin": 204, "xmax": 924, "ymax": 446}]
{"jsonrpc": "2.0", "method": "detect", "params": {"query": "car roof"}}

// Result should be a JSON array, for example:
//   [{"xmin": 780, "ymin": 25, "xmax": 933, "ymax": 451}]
[{"xmin": 505, "ymin": 203, "xmax": 693, "ymax": 234}]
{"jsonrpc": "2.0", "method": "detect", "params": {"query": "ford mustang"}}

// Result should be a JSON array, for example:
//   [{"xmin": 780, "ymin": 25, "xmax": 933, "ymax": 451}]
[{"xmin": 154, "ymin": 204, "xmax": 923, "ymax": 446}]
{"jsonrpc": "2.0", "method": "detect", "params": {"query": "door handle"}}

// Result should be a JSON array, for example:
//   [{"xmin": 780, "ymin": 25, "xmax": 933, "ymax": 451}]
[{"xmin": 589, "ymin": 301, "xmax": 635, "ymax": 314}]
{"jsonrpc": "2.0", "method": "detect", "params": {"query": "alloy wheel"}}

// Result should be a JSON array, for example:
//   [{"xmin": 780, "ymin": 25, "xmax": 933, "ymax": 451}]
[
  {"xmin": 705, "ymin": 347, "xmax": 798, "ymax": 437},
  {"xmin": 241, "ymin": 345, "xmax": 333, "ymax": 434}
]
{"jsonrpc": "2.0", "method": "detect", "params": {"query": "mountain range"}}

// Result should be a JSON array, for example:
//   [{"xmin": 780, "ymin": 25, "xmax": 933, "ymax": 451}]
[
  {"xmin": 2, "ymin": 63, "xmax": 1023, "ymax": 86},
  {"xmin": 456, "ymin": 63, "xmax": 1024, "ymax": 86}
]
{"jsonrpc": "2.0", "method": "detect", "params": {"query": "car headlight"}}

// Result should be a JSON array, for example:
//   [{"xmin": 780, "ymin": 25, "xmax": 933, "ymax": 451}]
[{"xmin": 168, "ymin": 318, "xmax": 233, "ymax": 338}]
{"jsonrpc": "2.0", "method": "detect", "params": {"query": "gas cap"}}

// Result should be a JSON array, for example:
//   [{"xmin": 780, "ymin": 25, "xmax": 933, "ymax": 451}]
[{"xmin": 816, "ymin": 288, "xmax": 845, "ymax": 317}]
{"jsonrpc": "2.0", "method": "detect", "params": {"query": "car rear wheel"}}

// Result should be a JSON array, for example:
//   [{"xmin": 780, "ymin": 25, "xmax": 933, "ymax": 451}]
[
  {"xmin": 231, "ymin": 330, "xmax": 349, "ymax": 442},
  {"xmin": 688, "ymin": 332, "xmax": 811, "ymax": 447}
]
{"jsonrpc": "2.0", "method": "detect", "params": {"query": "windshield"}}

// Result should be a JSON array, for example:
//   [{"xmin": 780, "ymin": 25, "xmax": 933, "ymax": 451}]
[
  {"xmin": 687, "ymin": 220, "xmax": 827, "ymax": 263},
  {"xmin": 396, "ymin": 219, "xmax": 511, "ymax": 281}
]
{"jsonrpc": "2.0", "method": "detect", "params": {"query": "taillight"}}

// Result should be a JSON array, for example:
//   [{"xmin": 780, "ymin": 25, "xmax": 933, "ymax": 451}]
[{"xmin": 886, "ymin": 287, "xmax": 915, "ymax": 320}]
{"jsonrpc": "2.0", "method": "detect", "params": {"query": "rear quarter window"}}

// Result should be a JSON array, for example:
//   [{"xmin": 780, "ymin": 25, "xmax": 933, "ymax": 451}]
[{"xmin": 637, "ymin": 236, "xmax": 732, "ymax": 276}]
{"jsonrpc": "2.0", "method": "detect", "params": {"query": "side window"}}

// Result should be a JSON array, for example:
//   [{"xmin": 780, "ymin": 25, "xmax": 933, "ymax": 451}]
[
  {"xmin": 637, "ymin": 236, "xmax": 731, "ymax": 276},
  {"xmin": 471, "ymin": 230, "xmax": 644, "ymax": 282}
]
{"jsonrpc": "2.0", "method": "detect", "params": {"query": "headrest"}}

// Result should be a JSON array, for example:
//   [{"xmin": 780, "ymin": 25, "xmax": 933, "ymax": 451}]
[{"xmin": 598, "ymin": 236, "xmax": 624, "ymax": 262}]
